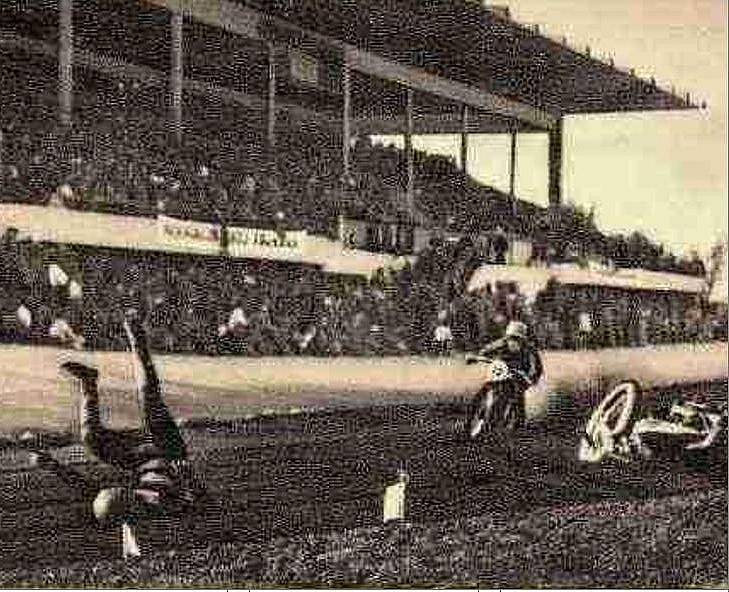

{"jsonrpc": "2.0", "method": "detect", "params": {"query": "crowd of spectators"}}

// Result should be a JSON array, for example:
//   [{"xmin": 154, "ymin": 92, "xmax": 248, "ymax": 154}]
[
  {"xmin": 0, "ymin": 48, "xmax": 707, "ymax": 277},
  {"xmin": 0, "ymin": 229, "xmax": 724, "ymax": 358},
  {"xmin": 1, "ymin": 8, "xmax": 721, "ymax": 364},
  {"xmin": 0, "ymin": 229, "xmax": 409, "ymax": 356},
  {"xmin": 529, "ymin": 280, "xmax": 712, "ymax": 350}
]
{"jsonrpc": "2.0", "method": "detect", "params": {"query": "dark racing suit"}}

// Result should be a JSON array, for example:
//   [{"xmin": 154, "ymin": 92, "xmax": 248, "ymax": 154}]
[
  {"xmin": 477, "ymin": 337, "xmax": 543, "ymax": 429},
  {"xmin": 37, "ymin": 317, "xmax": 197, "ymax": 525}
]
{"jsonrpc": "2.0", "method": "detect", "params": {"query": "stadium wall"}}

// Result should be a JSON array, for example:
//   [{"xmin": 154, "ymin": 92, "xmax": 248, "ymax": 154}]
[
  {"xmin": 0, "ymin": 203, "xmax": 411, "ymax": 276},
  {"xmin": 468, "ymin": 261, "xmax": 706, "ymax": 295}
]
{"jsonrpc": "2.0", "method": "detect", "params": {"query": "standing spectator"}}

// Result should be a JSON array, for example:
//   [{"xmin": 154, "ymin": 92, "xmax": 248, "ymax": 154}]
[
  {"xmin": 212, "ymin": 184, "xmax": 231, "ymax": 254},
  {"xmin": 150, "ymin": 173, "xmax": 167, "ymax": 216},
  {"xmin": 505, "ymin": 284, "xmax": 521, "ymax": 321},
  {"xmin": 576, "ymin": 309, "xmax": 593, "ymax": 350},
  {"xmin": 639, "ymin": 305, "xmax": 651, "ymax": 347},
  {"xmin": 218, "ymin": 297, "xmax": 249, "ymax": 353},
  {"xmin": 600, "ymin": 294, "xmax": 619, "ymax": 348},
  {"xmin": 492, "ymin": 227, "xmax": 509, "ymax": 265},
  {"xmin": 432, "ymin": 310, "xmax": 453, "ymax": 356},
  {"xmin": 295, "ymin": 324, "xmax": 317, "ymax": 354}
]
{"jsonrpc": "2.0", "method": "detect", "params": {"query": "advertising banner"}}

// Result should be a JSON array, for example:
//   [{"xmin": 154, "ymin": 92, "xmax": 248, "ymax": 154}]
[
  {"xmin": 157, "ymin": 215, "xmax": 221, "ymax": 255},
  {"xmin": 226, "ymin": 225, "xmax": 306, "ymax": 257}
]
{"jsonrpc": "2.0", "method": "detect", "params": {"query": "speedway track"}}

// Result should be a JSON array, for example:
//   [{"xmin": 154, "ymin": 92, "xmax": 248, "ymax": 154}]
[{"xmin": 0, "ymin": 381, "xmax": 726, "ymax": 586}]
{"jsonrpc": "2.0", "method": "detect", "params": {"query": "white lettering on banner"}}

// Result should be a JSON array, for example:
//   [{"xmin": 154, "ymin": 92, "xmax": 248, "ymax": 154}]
[
  {"xmin": 157, "ymin": 216, "xmax": 307, "ymax": 257},
  {"xmin": 158, "ymin": 215, "xmax": 221, "ymax": 254},
  {"xmin": 227, "ymin": 226, "xmax": 305, "ymax": 255}
]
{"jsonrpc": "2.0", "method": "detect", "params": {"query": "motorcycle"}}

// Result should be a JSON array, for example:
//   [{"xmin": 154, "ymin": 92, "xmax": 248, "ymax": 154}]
[
  {"xmin": 578, "ymin": 380, "xmax": 727, "ymax": 484},
  {"xmin": 464, "ymin": 354, "xmax": 531, "ymax": 439}
]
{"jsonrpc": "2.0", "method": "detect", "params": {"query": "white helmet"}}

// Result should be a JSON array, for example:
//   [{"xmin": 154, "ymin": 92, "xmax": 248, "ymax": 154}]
[{"xmin": 504, "ymin": 321, "xmax": 528, "ymax": 341}]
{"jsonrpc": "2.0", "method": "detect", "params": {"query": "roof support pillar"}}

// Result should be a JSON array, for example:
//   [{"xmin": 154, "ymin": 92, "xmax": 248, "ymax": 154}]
[
  {"xmin": 509, "ymin": 124, "xmax": 519, "ymax": 216},
  {"xmin": 509, "ymin": 126, "xmax": 518, "ymax": 198},
  {"xmin": 169, "ymin": 9, "xmax": 184, "ymax": 142},
  {"xmin": 548, "ymin": 117, "xmax": 564, "ymax": 207},
  {"xmin": 58, "ymin": 0, "xmax": 74, "ymax": 127},
  {"xmin": 460, "ymin": 104, "xmax": 469, "ymax": 175},
  {"xmin": 266, "ymin": 42, "xmax": 277, "ymax": 152},
  {"xmin": 342, "ymin": 55, "xmax": 352, "ymax": 179},
  {"xmin": 404, "ymin": 87, "xmax": 415, "ymax": 217}
]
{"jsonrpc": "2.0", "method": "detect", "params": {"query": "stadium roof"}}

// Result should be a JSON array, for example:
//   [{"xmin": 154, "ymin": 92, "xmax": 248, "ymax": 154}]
[
  {"xmin": 1, "ymin": 0, "xmax": 697, "ymax": 135},
  {"xmin": 252, "ymin": 0, "xmax": 693, "ymax": 114},
  {"xmin": 140, "ymin": 0, "xmax": 696, "ymax": 133}
]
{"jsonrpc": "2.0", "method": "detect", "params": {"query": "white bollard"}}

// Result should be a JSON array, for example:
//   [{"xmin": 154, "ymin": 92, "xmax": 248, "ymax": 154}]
[
  {"xmin": 66, "ymin": 378, "xmax": 82, "ymax": 440},
  {"xmin": 122, "ymin": 522, "xmax": 141, "ymax": 559},
  {"xmin": 383, "ymin": 471, "xmax": 409, "ymax": 524}
]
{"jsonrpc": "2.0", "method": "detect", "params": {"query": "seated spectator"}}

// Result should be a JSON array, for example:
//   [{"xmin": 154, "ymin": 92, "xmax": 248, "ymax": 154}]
[
  {"xmin": 218, "ymin": 302, "xmax": 249, "ymax": 339},
  {"xmin": 1, "ymin": 164, "xmax": 23, "ymax": 200},
  {"xmin": 295, "ymin": 324, "xmax": 317, "ymax": 354},
  {"xmin": 433, "ymin": 322, "xmax": 453, "ymax": 356}
]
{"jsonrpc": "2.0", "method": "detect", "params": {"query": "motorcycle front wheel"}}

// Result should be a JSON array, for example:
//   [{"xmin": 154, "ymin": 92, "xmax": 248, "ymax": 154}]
[{"xmin": 467, "ymin": 387, "xmax": 497, "ymax": 439}]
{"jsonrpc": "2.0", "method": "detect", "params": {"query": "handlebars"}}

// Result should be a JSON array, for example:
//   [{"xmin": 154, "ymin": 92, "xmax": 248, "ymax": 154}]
[{"xmin": 464, "ymin": 354, "xmax": 533, "ymax": 386}]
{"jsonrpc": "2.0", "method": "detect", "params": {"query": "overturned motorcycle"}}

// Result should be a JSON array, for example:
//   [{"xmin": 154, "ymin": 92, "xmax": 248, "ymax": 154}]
[
  {"xmin": 578, "ymin": 380, "xmax": 727, "ymax": 482},
  {"xmin": 464, "ymin": 354, "xmax": 532, "ymax": 439}
]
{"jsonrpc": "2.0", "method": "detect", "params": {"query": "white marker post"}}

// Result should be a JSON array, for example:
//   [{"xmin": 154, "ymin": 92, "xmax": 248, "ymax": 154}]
[
  {"xmin": 67, "ymin": 376, "xmax": 82, "ymax": 441},
  {"xmin": 122, "ymin": 521, "xmax": 141, "ymax": 559},
  {"xmin": 383, "ymin": 471, "xmax": 409, "ymax": 524},
  {"xmin": 123, "ymin": 318, "xmax": 147, "ymax": 433}
]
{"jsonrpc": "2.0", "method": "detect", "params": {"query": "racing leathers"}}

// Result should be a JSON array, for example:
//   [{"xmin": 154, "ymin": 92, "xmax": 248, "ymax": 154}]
[{"xmin": 477, "ymin": 337, "xmax": 543, "ymax": 428}]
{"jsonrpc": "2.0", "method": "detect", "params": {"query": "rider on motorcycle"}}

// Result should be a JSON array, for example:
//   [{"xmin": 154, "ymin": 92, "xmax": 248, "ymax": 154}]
[{"xmin": 476, "ymin": 321, "xmax": 543, "ymax": 428}]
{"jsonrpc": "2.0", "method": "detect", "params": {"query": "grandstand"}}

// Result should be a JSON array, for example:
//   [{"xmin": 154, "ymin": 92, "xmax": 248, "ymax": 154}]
[
  {"xmin": 0, "ymin": 0, "xmax": 719, "ymax": 355},
  {"xmin": 1, "ymin": 5, "xmax": 727, "ymax": 585}
]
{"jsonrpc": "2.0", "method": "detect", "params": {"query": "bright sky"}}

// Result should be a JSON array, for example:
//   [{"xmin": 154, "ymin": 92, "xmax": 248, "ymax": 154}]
[{"xmin": 373, "ymin": 0, "xmax": 727, "ymax": 297}]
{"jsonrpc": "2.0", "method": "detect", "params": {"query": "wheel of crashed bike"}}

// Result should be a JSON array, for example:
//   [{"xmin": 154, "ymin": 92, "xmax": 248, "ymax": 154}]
[{"xmin": 589, "ymin": 381, "xmax": 639, "ymax": 438}]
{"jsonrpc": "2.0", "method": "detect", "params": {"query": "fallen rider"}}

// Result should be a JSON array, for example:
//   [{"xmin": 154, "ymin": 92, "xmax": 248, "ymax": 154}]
[{"xmin": 30, "ymin": 311, "xmax": 203, "ymax": 529}]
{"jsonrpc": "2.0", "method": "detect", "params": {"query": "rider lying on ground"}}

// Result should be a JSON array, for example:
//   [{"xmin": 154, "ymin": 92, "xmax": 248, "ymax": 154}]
[{"xmin": 30, "ymin": 311, "xmax": 199, "ymax": 527}]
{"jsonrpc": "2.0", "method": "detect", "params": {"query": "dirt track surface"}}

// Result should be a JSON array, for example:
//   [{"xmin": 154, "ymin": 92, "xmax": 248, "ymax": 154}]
[
  {"xmin": 0, "ymin": 342, "xmax": 726, "ymax": 432},
  {"xmin": 0, "ymin": 383, "xmax": 726, "ymax": 587}
]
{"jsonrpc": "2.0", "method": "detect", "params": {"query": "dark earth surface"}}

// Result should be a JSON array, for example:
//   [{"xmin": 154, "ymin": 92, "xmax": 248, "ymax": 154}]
[{"xmin": 0, "ymin": 381, "xmax": 726, "ymax": 587}]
